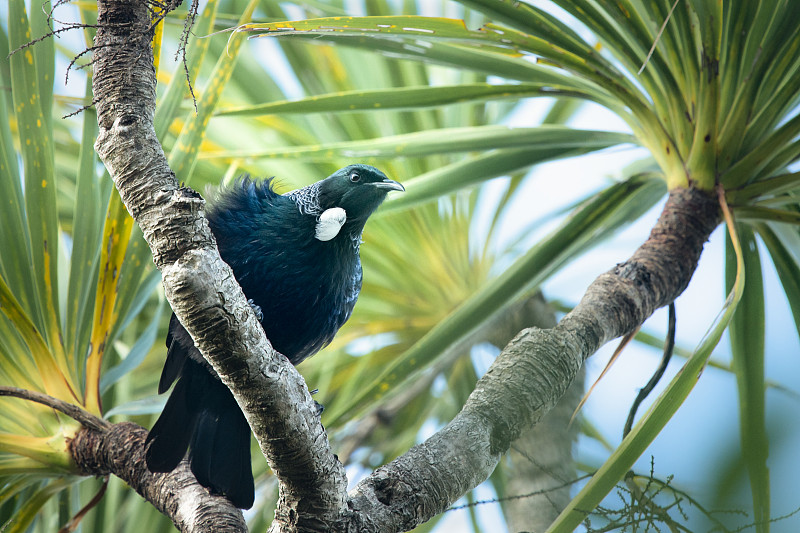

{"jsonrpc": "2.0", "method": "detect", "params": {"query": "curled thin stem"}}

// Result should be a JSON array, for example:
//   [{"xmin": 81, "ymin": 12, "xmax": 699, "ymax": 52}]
[{"xmin": 0, "ymin": 386, "xmax": 110, "ymax": 432}]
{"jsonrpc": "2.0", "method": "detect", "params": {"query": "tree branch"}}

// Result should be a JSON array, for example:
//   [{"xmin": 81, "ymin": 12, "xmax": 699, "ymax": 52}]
[
  {"xmin": 90, "ymin": 0, "xmax": 720, "ymax": 531},
  {"xmin": 341, "ymin": 188, "xmax": 719, "ymax": 531},
  {"xmin": 91, "ymin": 0, "xmax": 345, "ymax": 528},
  {"xmin": 70, "ymin": 423, "xmax": 247, "ymax": 532},
  {"xmin": 0, "ymin": 386, "xmax": 110, "ymax": 432}
]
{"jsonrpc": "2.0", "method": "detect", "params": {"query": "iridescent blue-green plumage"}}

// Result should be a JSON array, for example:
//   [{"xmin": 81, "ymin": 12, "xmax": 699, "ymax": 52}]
[{"xmin": 145, "ymin": 165, "xmax": 403, "ymax": 508}]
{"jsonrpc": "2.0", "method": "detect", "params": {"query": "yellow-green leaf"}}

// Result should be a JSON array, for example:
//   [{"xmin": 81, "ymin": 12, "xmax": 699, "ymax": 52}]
[
  {"xmin": 84, "ymin": 190, "xmax": 135, "ymax": 415},
  {"xmin": 8, "ymin": 0, "xmax": 62, "ymax": 364},
  {"xmin": 168, "ymin": 0, "xmax": 257, "ymax": 183},
  {"xmin": 726, "ymin": 224, "xmax": 769, "ymax": 532},
  {"xmin": 199, "ymin": 125, "xmax": 635, "ymax": 161},
  {"xmin": 215, "ymin": 83, "xmax": 597, "ymax": 117}
]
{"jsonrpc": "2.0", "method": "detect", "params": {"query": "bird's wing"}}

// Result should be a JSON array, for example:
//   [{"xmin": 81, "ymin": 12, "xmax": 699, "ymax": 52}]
[{"xmin": 158, "ymin": 314, "xmax": 191, "ymax": 394}]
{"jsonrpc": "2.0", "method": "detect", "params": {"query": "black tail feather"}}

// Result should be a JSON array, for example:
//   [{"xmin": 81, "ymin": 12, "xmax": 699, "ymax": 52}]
[
  {"xmin": 146, "ymin": 356, "xmax": 255, "ymax": 509},
  {"xmin": 158, "ymin": 314, "xmax": 191, "ymax": 394},
  {"xmin": 190, "ymin": 398, "xmax": 254, "ymax": 509},
  {"xmin": 145, "ymin": 371, "xmax": 198, "ymax": 472}
]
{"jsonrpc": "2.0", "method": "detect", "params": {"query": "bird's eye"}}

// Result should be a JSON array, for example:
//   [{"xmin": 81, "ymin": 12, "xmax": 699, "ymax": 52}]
[{"xmin": 349, "ymin": 171, "xmax": 361, "ymax": 183}]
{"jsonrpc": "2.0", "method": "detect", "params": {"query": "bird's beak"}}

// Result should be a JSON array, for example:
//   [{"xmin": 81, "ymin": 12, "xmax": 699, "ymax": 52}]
[{"xmin": 370, "ymin": 178, "xmax": 405, "ymax": 192}]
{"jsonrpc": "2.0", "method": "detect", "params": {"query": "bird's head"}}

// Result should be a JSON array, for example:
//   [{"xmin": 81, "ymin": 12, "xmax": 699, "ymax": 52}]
[{"xmin": 317, "ymin": 164, "xmax": 404, "ymax": 226}]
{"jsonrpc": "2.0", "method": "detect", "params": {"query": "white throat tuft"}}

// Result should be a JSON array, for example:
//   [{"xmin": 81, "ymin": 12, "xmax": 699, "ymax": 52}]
[{"xmin": 315, "ymin": 207, "xmax": 347, "ymax": 241}]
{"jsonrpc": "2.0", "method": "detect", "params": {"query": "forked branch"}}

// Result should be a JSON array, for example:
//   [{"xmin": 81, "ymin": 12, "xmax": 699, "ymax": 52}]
[{"xmin": 87, "ymin": 0, "xmax": 721, "ymax": 531}]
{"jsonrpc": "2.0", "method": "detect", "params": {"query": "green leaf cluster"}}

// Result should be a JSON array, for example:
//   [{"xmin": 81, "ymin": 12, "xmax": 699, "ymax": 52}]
[
  {"xmin": 2, "ymin": 0, "xmax": 800, "ymax": 531},
  {"xmin": 229, "ymin": 2, "xmax": 800, "ymax": 532},
  {"xmin": 0, "ymin": 2, "xmax": 161, "ymax": 529}
]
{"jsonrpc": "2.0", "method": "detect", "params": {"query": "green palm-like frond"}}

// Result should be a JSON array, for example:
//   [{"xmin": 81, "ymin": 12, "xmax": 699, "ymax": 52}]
[
  {"xmin": 0, "ymin": 0, "xmax": 161, "ymax": 524},
  {"xmin": 4, "ymin": 0, "xmax": 800, "ymax": 530}
]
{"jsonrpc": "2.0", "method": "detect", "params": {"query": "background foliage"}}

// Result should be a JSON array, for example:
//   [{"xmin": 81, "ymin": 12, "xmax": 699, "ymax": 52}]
[{"xmin": 1, "ymin": 0, "xmax": 799, "ymax": 531}]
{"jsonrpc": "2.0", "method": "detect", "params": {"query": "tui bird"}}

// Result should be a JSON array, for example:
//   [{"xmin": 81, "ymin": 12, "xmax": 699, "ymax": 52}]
[{"xmin": 144, "ymin": 164, "xmax": 403, "ymax": 509}]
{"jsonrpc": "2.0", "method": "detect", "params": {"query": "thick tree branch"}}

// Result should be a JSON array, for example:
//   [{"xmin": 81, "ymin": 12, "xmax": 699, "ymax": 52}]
[
  {"xmin": 91, "ymin": 0, "xmax": 345, "ymax": 528},
  {"xmin": 336, "ymin": 295, "xmax": 557, "ymax": 465},
  {"xmin": 341, "ymin": 189, "xmax": 719, "ymax": 531},
  {"xmin": 501, "ymin": 297, "xmax": 584, "ymax": 531},
  {"xmin": 91, "ymin": 0, "xmax": 721, "ymax": 531},
  {"xmin": 71, "ymin": 423, "xmax": 247, "ymax": 531},
  {"xmin": 0, "ymin": 385, "xmax": 241, "ymax": 531}
]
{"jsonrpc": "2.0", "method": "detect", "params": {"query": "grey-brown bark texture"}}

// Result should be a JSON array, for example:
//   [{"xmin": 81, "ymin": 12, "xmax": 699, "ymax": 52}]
[
  {"xmin": 71, "ymin": 423, "xmax": 247, "ymax": 531},
  {"xmin": 341, "ymin": 189, "xmax": 719, "ymax": 532},
  {"xmin": 504, "ymin": 369, "xmax": 585, "ymax": 532},
  {"xmin": 91, "ymin": 0, "xmax": 346, "ymax": 530},
  {"xmin": 489, "ymin": 298, "xmax": 585, "ymax": 532},
  {"xmin": 83, "ymin": 0, "xmax": 722, "ymax": 531}
]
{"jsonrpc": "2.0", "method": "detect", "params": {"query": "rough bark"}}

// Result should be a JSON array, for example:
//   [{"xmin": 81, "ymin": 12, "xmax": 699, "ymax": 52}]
[
  {"xmin": 70, "ymin": 423, "xmax": 246, "ymax": 532},
  {"xmin": 86, "ymin": 0, "xmax": 721, "ymax": 531},
  {"xmin": 503, "ymin": 369, "xmax": 584, "ymax": 533},
  {"xmin": 496, "ymin": 298, "xmax": 585, "ymax": 533},
  {"xmin": 91, "ymin": 0, "xmax": 346, "ymax": 530},
  {"xmin": 342, "ymin": 189, "xmax": 719, "ymax": 532}
]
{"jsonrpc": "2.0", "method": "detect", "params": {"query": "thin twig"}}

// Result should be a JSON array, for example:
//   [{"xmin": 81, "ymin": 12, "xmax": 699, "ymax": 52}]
[
  {"xmin": 58, "ymin": 476, "xmax": 109, "ymax": 532},
  {"xmin": 0, "ymin": 386, "xmax": 110, "ymax": 432},
  {"xmin": 623, "ymin": 303, "xmax": 676, "ymax": 438},
  {"xmin": 445, "ymin": 473, "xmax": 593, "ymax": 511},
  {"xmin": 570, "ymin": 327, "xmax": 639, "ymax": 426}
]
